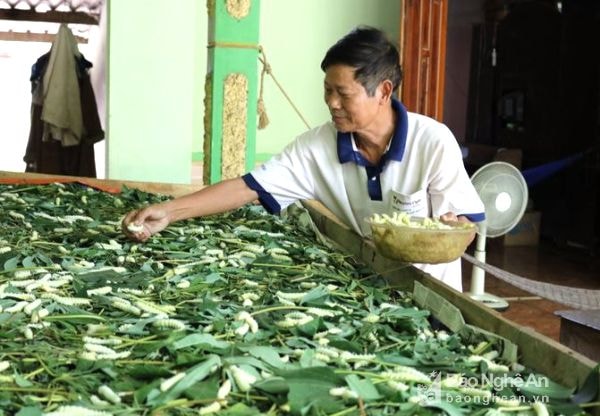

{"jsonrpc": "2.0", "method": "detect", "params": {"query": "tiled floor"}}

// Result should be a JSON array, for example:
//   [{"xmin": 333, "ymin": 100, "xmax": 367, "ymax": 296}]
[{"xmin": 461, "ymin": 239, "xmax": 600, "ymax": 342}]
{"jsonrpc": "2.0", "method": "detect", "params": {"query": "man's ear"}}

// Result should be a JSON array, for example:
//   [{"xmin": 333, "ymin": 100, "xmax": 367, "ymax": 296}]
[{"xmin": 379, "ymin": 80, "xmax": 394, "ymax": 104}]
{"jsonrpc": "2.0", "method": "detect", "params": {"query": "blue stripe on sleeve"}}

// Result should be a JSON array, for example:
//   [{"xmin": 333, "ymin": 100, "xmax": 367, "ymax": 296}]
[
  {"xmin": 242, "ymin": 173, "xmax": 281, "ymax": 214},
  {"xmin": 462, "ymin": 212, "xmax": 486, "ymax": 222}
]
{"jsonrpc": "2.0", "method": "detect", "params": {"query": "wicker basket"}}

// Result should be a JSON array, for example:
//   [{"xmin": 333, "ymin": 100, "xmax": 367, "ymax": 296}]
[{"xmin": 366, "ymin": 217, "xmax": 476, "ymax": 264}]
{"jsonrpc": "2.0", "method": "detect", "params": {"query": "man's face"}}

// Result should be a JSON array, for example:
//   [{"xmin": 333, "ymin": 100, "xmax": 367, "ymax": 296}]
[{"xmin": 324, "ymin": 64, "xmax": 383, "ymax": 133}]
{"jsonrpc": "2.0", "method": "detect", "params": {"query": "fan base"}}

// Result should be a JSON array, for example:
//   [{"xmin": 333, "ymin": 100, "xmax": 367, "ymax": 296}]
[{"xmin": 469, "ymin": 292, "xmax": 510, "ymax": 311}]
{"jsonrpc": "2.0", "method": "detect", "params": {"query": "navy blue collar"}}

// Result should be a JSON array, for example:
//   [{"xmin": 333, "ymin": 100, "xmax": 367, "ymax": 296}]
[{"xmin": 337, "ymin": 98, "xmax": 408, "ymax": 166}]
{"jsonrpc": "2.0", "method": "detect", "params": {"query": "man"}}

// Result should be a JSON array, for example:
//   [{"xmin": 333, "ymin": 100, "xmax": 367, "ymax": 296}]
[{"xmin": 123, "ymin": 26, "xmax": 485, "ymax": 291}]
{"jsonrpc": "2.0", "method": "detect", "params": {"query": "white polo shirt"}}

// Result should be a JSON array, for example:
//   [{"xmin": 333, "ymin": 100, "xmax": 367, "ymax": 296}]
[{"xmin": 243, "ymin": 99, "xmax": 485, "ymax": 291}]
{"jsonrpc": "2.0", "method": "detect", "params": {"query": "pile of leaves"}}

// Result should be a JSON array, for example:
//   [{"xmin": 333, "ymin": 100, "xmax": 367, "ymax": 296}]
[{"xmin": 0, "ymin": 183, "xmax": 595, "ymax": 416}]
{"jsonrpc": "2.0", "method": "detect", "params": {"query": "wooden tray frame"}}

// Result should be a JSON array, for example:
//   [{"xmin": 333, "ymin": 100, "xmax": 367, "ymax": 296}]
[{"xmin": 1, "ymin": 171, "xmax": 598, "ymax": 409}]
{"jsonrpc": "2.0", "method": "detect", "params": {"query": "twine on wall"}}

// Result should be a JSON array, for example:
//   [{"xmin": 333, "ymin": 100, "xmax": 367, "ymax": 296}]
[
  {"xmin": 206, "ymin": 41, "xmax": 311, "ymax": 130},
  {"xmin": 222, "ymin": 73, "xmax": 248, "ymax": 179},
  {"xmin": 257, "ymin": 45, "xmax": 311, "ymax": 130},
  {"xmin": 202, "ymin": 42, "xmax": 312, "ymax": 182},
  {"xmin": 203, "ymin": 0, "xmax": 311, "ymax": 182},
  {"xmin": 225, "ymin": 0, "xmax": 251, "ymax": 20},
  {"xmin": 257, "ymin": 54, "xmax": 269, "ymax": 129}
]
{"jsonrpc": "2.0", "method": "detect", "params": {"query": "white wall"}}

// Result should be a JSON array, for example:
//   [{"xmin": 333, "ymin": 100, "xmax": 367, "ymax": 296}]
[{"xmin": 0, "ymin": 40, "xmax": 47, "ymax": 173}]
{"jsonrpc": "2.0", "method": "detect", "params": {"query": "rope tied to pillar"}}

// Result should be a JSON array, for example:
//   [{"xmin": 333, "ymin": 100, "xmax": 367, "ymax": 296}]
[
  {"xmin": 257, "ymin": 46, "xmax": 270, "ymax": 129},
  {"xmin": 207, "ymin": 41, "xmax": 311, "ymax": 131},
  {"xmin": 258, "ymin": 45, "xmax": 311, "ymax": 130}
]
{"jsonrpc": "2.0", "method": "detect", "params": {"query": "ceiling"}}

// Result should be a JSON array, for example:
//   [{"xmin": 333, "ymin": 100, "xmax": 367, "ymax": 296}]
[{"xmin": 0, "ymin": 0, "xmax": 104, "ymax": 42}]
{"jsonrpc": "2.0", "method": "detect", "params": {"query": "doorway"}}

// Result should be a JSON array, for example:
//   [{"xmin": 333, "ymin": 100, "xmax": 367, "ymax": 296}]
[
  {"xmin": 0, "ymin": 0, "xmax": 106, "ymax": 177},
  {"xmin": 461, "ymin": 0, "xmax": 600, "ymax": 252}
]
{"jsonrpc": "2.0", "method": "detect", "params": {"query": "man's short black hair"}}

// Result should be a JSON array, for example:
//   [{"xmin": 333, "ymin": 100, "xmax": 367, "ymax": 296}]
[{"xmin": 321, "ymin": 26, "xmax": 402, "ymax": 96}]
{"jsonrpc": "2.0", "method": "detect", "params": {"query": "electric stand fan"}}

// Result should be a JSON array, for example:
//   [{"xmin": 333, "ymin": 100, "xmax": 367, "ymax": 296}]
[{"xmin": 469, "ymin": 161, "xmax": 528, "ymax": 310}]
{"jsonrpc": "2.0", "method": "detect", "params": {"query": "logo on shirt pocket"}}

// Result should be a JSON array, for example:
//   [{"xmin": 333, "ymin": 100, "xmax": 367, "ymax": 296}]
[{"xmin": 390, "ymin": 189, "xmax": 428, "ymax": 217}]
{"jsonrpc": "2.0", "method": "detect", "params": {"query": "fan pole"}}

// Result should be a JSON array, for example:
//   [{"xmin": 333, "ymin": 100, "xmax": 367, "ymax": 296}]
[
  {"xmin": 468, "ymin": 222, "xmax": 510, "ymax": 310},
  {"xmin": 468, "ymin": 161, "xmax": 528, "ymax": 311},
  {"xmin": 470, "ymin": 230, "xmax": 487, "ymax": 296}
]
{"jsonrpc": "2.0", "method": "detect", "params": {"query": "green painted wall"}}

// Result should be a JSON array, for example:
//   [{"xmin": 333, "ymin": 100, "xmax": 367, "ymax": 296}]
[
  {"xmin": 256, "ymin": 0, "xmax": 401, "ymax": 156},
  {"xmin": 107, "ymin": 0, "xmax": 400, "ymax": 182},
  {"xmin": 107, "ymin": 0, "xmax": 206, "ymax": 184}
]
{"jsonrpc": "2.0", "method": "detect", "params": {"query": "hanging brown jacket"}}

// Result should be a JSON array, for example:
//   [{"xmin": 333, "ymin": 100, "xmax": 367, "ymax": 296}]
[{"xmin": 24, "ymin": 26, "xmax": 104, "ymax": 177}]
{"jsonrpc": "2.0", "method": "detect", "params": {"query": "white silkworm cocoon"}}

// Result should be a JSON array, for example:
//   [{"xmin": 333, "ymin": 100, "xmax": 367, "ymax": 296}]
[
  {"xmin": 127, "ymin": 222, "xmax": 144, "ymax": 233},
  {"xmin": 24, "ymin": 299, "xmax": 42, "ymax": 315},
  {"xmin": 217, "ymin": 379, "xmax": 231, "ymax": 400},
  {"xmin": 160, "ymin": 372, "xmax": 186, "ymax": 392},
  {"xmin": 230, "ymin": 365, "xmax": 256, "ymax": 392},
  {"xmin": 44, "ymin": 405, "xmax": 112, "ymax": 416},
  {"xmin": 84, "ymin": 343, "xmax": 117, "ymax": 355},
  {"xmin": 152, "ymin": 319, "xmax": 186, "ymax": 331},
  {"xmin": 87, "ymin": 286, "xmax": 112, "ymax": 296},
  {"xmin": 83, "ymin": 336, "xmax": 122, "ymax": 346},
  {"xmin": 198, "ymin": 401, "xmax": 222, "ymax": 415},
  {"xmin": 98, "ymin": 384, "xmax": 121, "ymax": 404},
  {"xmin": 5, "ymin": 301, "xmax": 29, "ymax": 313}
]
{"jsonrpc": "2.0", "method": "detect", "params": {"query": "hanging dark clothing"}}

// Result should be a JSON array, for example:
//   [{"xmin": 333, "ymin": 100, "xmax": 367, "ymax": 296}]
[{"xmin": 23, "ymin": 27, "xmax": 104, "ymax": 177}]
